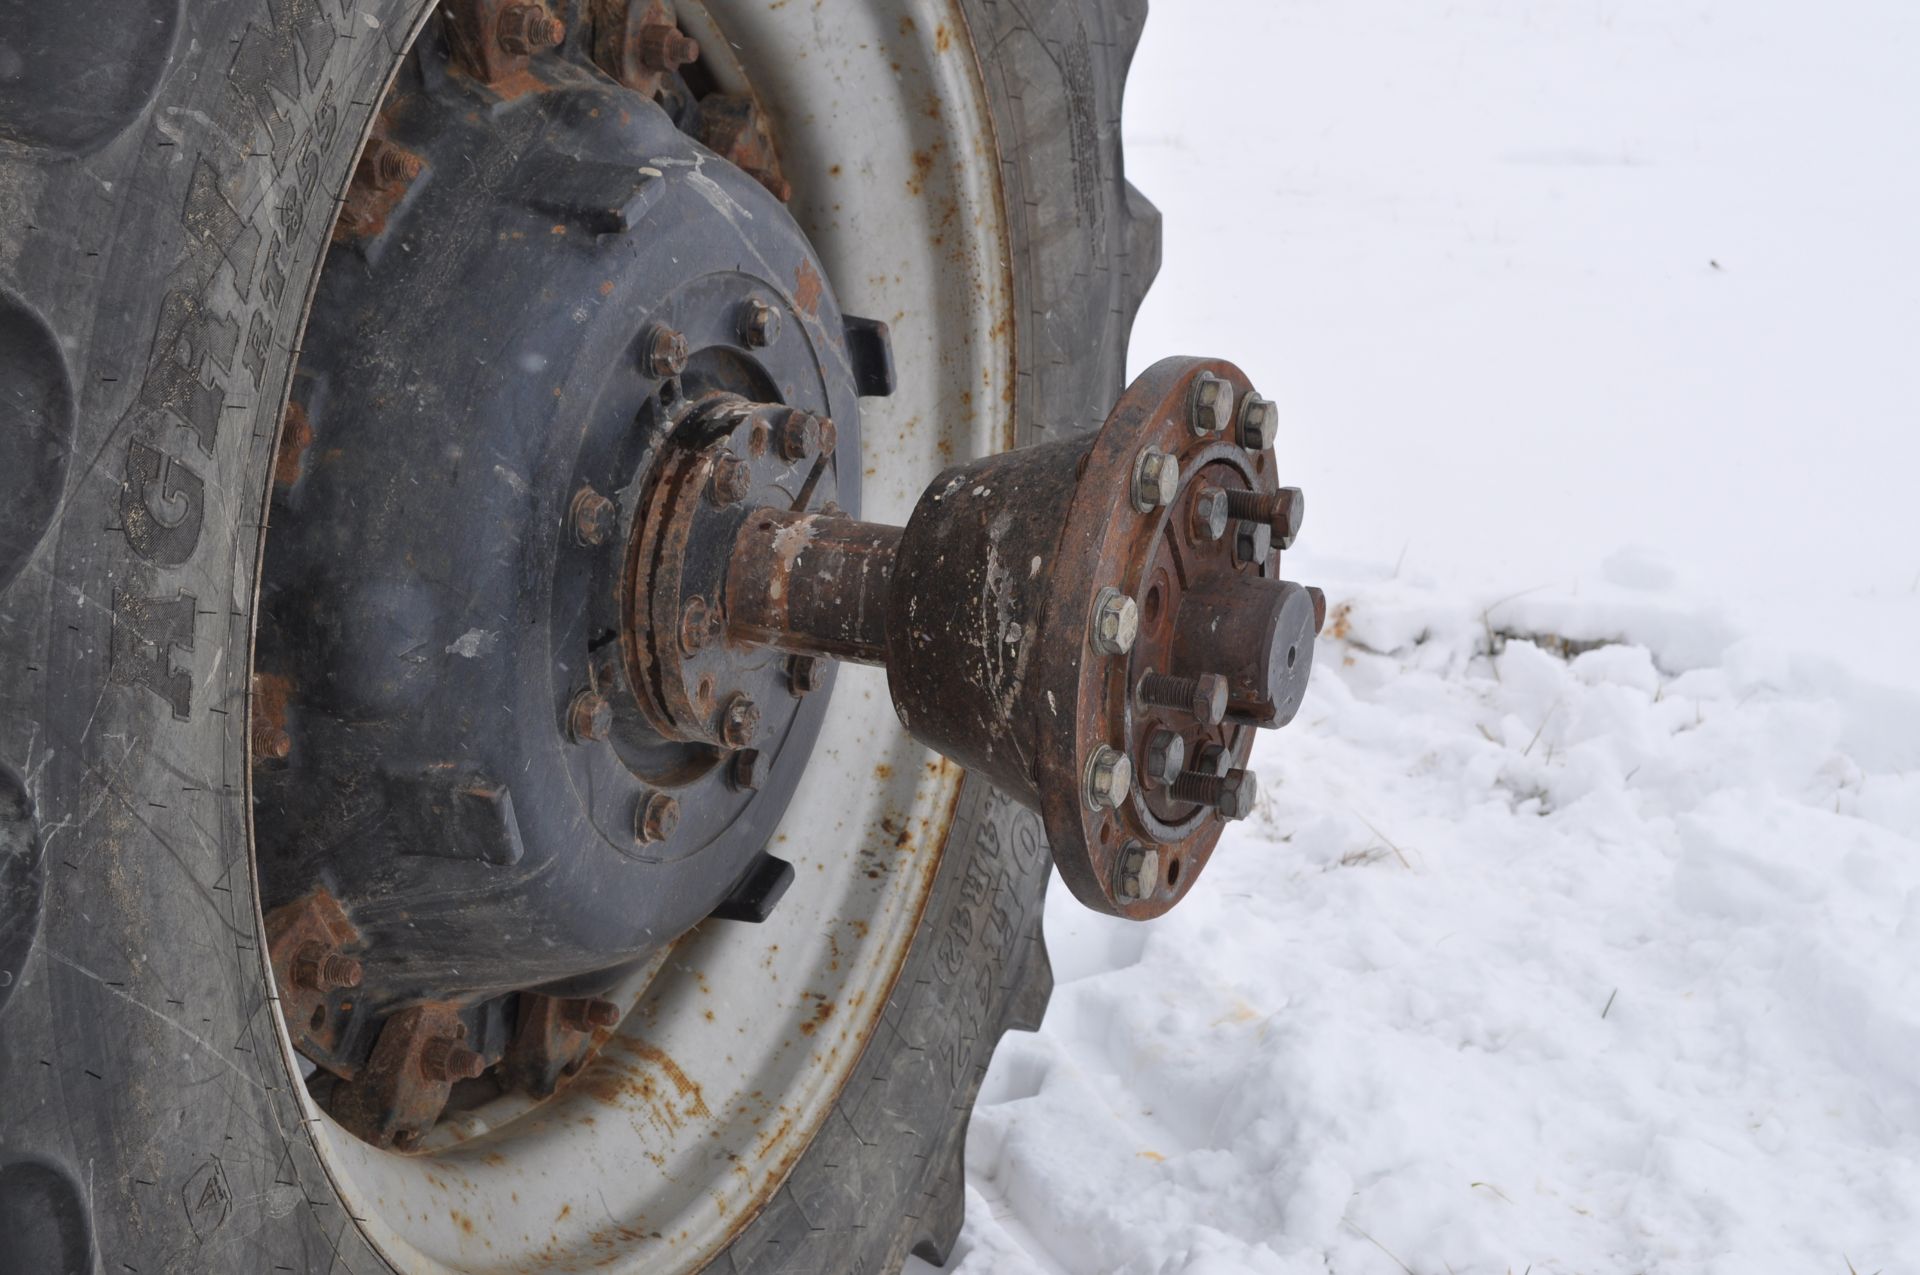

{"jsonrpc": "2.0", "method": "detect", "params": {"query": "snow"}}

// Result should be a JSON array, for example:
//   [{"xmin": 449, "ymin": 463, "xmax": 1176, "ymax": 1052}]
[{"xmin": 911, "ymin": 1, "xmax": 1920, "ymax": 1271}]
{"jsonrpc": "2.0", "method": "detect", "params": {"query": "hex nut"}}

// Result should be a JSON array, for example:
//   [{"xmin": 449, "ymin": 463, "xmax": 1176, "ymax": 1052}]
[
  {"xmin": 1190, "ymin": 372, "xmax": 1235, "ymax": 436},
  {"xmin": 570, "ymin": 485, "xmax": 616, "ymax": 546},
  {"xmin": 1115, "ymin": 842, "xmax": 1161, "ymax": 904},
  {"xmin": 709, "ymin": 452, "xmax": 753, "ymax": 505},
  {"xmin": 1132, "ymin": 448, "xmax": 1180, "ymax": 512},
  {"xmin": 729, "ymin": 748, "xmax": 770, "ymax": 791},
  {"xmin": 1194, "ymin": 741, "xmax": 1230, "ymax": 777},
  {"xmin": 1191, "ymin": 484, "xmax": 1230, "ymax": 541},
  {"xmin": 496, "ymin": 3, "xmax": 563, "ymax": 55},
  {"xmin": 1234, "ymin": 519, "xmax": 1273, "ymax": 566},
  {"xmin": 1090, "ymin": 587, "xmax": 1140, "ymax": 656},
  {"xmin": 741, "ymin": 298, "xmax": 782, "ymax": 348},
  {"xmin": 786, "ymin": 654, "xmax": 825, "ymax": 696},
  {"xmin": 420, "ymin": 1036, "xmax": 487, "ymax": 1083},
  {"xmin": 291, "ymin": 942, "xmax": 362, "ymax": 993},
  {"xmin": 774, "ymin": 410, "xmax": 820, "ymax": 461},
  {"xmin": 559, "ymin": 997, "xmax": 622, "ymax": 1032},
  {"xmin": 638, "ymin": 22, "xmax": 700, "ymax": 72},
  {"xmin": 718, "ymin": 693, "xmax": 760, "ymax": 748},
  {"xmin": 635, "ymin": 790, "xmax": 680, "ymax": 844},
  {"xmin": 1084, "ymin": 745, "xmax": 1133, "ymax": 811},
  {"xmin": 643, "ymin": 323, "xmax": 690, "ymax": 377},
  {"xmin": 1217, "ymin": 768, "xmax": 1260, "ymax": 820},
  {"xmin": 567, "ymin": 688, "xmax": 614, "ymax": 743},
  {"xmin": 1142, "ymin": 727, "xmax": 1186, "ymax": 787},
  {"xmin": 1273, "ymin": 486, "xmax": 1305, "ymax": 549},
  {"xmin": 1238, "ymin": 393, "xmax": 1279, "ymax": 450}
]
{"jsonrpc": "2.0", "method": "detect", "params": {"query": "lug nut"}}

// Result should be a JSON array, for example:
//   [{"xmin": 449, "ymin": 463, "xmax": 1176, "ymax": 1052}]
[
  {"xmin": 638, "ymin": 22, "xmax": 700, "ymax": 72},
  {"xmin": 729, "ymin": 748, "xmax": 770, "ymax": 791},
  {"xmin": 1233, "ymin": 519, "xmax": 1273, "ymax": 566},
  {"xmin": 1133, "ymin": 448, "xmax": 1180, "ymax": 511},
  {"xmin": 741, "ymin": 298, "xmax": 782, "ymax": 348},
  {"xmin": 1190, "ymin": 372, "xmax": 1235, "ymax": 436},
  {"xmin": 1170, "ymin": 766, "xmax": 1259, "ymax": 820},
  {"xmin": 559, "ymin": 997, "xmax": 622, "ymax": 1032},
  {"xmin": 709, "ymin": 452, "xmax": 753, "ymax": 505},
  {"xmin": 774, "ymin": 410, "xmax": 820, "ymax": 461},
  {"xmin": 718, "ymin": 693, "xmax": 760, "ymax": 748},
  {"xmin": 1238, "ymin": 394, "xmax": 1279, "ymax": 450},
  {"xmin": 786, "ymin": 654, "xmax": 825, "ymax": 696},
  {"xmin": 643, "ymin": 323, "xmax": 689, "ymax": 377},
  {"xmin": 1089, "ymin": 587, "xmax": 1139, "ymax": 656},
  {"xmin": 567, "ymin": 687, "xmax": 613, "ymax": 743},
  {"xmin": 420, "ymin": 1035, "xmax": 487, "ymax": 1083},
  {"xmin": 1141, "ymin": 726, "xmax": 1186, "ymax": 788},
  {"xmin": 1226, "ymin": 486, "xmax": 1305, "ymax": 549},
  {"xmin": 635, "ymin": 790, "xmax": 680, "ymax": 844},
  {"xmin": 1084, "ymin": 745, "xmax": 1133, "ymax": 811},
  {"xmin": 1115, "ymin": 842, "xmax": 1161, "ymax": 904},
  {"xmin": 1137, "ymin": 671, "xmax": 1229, "ymax": 726},
  {"xmin": 1191, "ymin": 484, "xmax": 1230, "ymax": 541},
  {"xmin": 496, "ymin": 3, "xmax": 563, "ymax": 55},
  {"xmin": 290, "ymin": 943, "xmax": 362, "ymax": 993},
  {"xmin": 570, "ymin": 484, "xmax": 616, "ymax": 546}
]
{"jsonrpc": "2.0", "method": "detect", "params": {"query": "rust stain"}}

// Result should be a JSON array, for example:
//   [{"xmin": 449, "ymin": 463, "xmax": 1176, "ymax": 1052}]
[
  {"xmin": 935, "ymin": 23, "xmax": 951, "ymax": 52},
  {"xmin": 273, "ymin": 402, "xmax": 313, "ymax": 489},
  {"xmin": 793, "ymin": 258, "xmax": 825, "ymax": 317}
]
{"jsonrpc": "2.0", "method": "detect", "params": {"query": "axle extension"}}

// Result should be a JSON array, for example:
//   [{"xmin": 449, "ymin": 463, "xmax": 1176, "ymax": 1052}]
[{"xmin": 633, "ymin": 355, "xmax": 1321, "ymax": 917}]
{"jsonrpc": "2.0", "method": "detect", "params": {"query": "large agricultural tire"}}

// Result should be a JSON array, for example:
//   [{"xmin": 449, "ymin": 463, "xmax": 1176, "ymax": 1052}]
[{"xmin": 0, "ymin": 1, "xmax": 1159, "ymax": 1272}]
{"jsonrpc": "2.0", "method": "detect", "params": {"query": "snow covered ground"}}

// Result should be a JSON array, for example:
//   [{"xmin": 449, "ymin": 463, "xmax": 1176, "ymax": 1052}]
[{"xmin": 915, "ymin": 1, "xmax": 1920, "ymax": 1271}]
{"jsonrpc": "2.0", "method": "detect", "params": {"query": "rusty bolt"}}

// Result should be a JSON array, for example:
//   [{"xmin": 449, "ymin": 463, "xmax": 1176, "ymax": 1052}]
[
  {"xmin": 567, "ymin": 687, "xmax": 613, "ymax": 743},
  {"xmin": 291, "ymin": 942, "xmax": 363, "ymax": 993},
  {"xmin": 1190, "ymin": 372, "xmax": 1235, "ymax": 436},
  {"xmin": 1193, "ymin": 742, "xmax": 1230, "ymax": 778},
  {"xmin": 774, "ymin": 410, "xmax": 820, "ymax": 462},
  {"xmin": 1115, "ymin": 842, "xmax": 1161, "ymax": 904},
  {"xmin": 709, "ymin": 452, "xmax": 753, "ymax": 505},
  {"xmin": 1233, "ymin": 519, "xmax": 1273, "ymax": 567},
  {"xmin": 1226, "ymin": 486, "xmax": 1305, "ymax": 549},
  {"xmin": 420, "ymin": 1035, "xmax": 488, "ymax": 1083},
  {"xmin": 1191, "ymin": 484, "xmax": 1230, "ymax": 541},
  {"xmin": 1238, "ymin": 393, "xmax": 1279, "ymax": 451},
  {"xmin": 643, "ymin": 323, "xmax": 690, "ymax": 377},
  {"xmin": 680, "ymin": 595, "xmax": 714, "ymax": 654},
  {"xmin": 718, "ymin": 693, "xmax": 760, "ymax": 748},
  {"xmin": 635, "ymin": 790, "xmax": 680, "ymax": 844},
  {"xmin": 729, "ymin": 748, "xmax": 770, "ymax": 791},
  {"xmin": 1141, "ymin": 726, "xmax": 1186, "ymax": 788},
  {"xmin": 1083, "ymin": 745, "xmax": 1133, "ymax": 812},
  {"xmin": 1089, "ymin": 587, "xmax": 1139, "ymax": 656},
  {"xmin": 787, "ymin": 655, "xmax": 825, "ymax": 696},
  {"xmin": 741, "ymin": 298, "xmax": 782, "ymax": 348},
  {"xmin": 496, "ymin": 3, "xmax": 564, "ymax": 54},
  {"xmin": 360, "ymin": 138, "xmax": 422, "ymax": 189},
  {"xmin": 639, "ymin": 22, "xmax": 700, "ymax": 72},
  {"xmin": 253, "ymin": 722, "xmax": 292, "ymax": 762},
  {"xmin": 1171, "ymin": 766, "xmax": 1259, "ymax": 820},
  {"xmin": 1132, "ymin": 448, "xmax": 1180, "ymax": 512},
  {"xmin": 559, "ymin": 997, "xmax": 622, "ymax": 1032},
  {"xmin": 570, "ymin": 484, "xmax": 616, "ymax": 546},
  {"xmin": 1138, "ymin": 671, "xmax": 1229, "ymax": 726}
]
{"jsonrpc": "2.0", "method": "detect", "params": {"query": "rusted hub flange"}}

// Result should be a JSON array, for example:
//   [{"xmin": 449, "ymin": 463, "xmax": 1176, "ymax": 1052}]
[{"xmin": 707, "ymin": 356, "xmax": 1322, "ymax": 918}]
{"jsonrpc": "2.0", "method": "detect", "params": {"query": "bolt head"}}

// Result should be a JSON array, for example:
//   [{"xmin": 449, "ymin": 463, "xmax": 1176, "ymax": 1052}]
[
  {"xmin": 729, "ymin": 748, "xmax": 770, "ymax": 791},
  {"xmin": 1133, "ymin": 448, "xmax": 1180, "ymax": 511},
  {"xmin": 567, "ymin": 688, "xmax": 614, "ymax": 743},
  {"xmin": 787, "ymin": 655, "xmax": 825, "ymax": 696},
  {"xmin": 570, "ymin": 485, "xmax": 616, "ymax": 546},
  {"xmin": 635, "ymin": 791, "xmax": 680, "ymax": 844},
  {"xmin": 1142, "ymin": 727, "xmax": 1186, "ymax": 787},
  {"xmin": 709, "ymin": 452, "xmax": 753, "ymax": 505},
  {"xmin": 774, "ymin": 409, "xmax": 820, "ymax": 462},
  {"xmin": 718, "ymin": 693, "xmax": 760, "ymax": 748},
  {"xmin": 1085, "ymin": 745, "xmax": 1134, "ymax": 811},
  {"xmin": 741, "ymin": 298, "xmax": 782, "ymax": 348},
  {"xmin": 421, "ymin": 1037, "xmax": 487, "ymax": 1083},
  {"xmin": 1191, "ymin": 484, "xmax": 1230, "ymax": 541},
  {"xmin": 1272, "ymin": 486, "xmax": 1305, "ymax": 549},
  {"xmin": 1238, "ymin": 394, "xmax": 1279, "ymax": 450},
  {"xmin": 644, "ymin": 323, "xmax": 690, "ymax": 377},
  {"xmin": 1234, "ymin": 519, "xmax": 1273, "ymax": 567},
  {"xmin": 561, "ymin": 997, "xmax": 622, "ymax": 1032},
  {"xmin": 1115, "ymin": 842, "xmax": 1161, "ymax": 904},
  {"xmin": 1090, "ymin": 587, "xmax": 1139, "ymax": 656},
  {"xmin": 1217, "ymin": 768, "xmax": 1260, "ymax": 820},
  {"xmin": 1191, "ymin": 673, "xmax": 1230, "ymax": 726},
  {"xmin": 1190, "ymin": 372, "xmax": 1235, "ymax": 436},
  {"xmin": 497, "ymin": 3, "xmax": 563, "ymax": 54},
  {"xmin": 1194, "ymin": 742, "xmax": 1230, "ymax": 777}
]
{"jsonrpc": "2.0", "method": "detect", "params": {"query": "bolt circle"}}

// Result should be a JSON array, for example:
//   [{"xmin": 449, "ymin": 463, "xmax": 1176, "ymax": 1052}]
[
  {"xmin": 643, "ymin": 323, "xmax": 690, "ymax": 377},
  {"xmin": 570, "ymin": 485, "xmax": 616, "ymax": 546},
  {"xmin": 718, "ymin": 693, "xmax": 760, "ymax": 748},
  {"xmin": 1115, "ymin": 842, "xmax": 1161, "ymax": 903},
  {"xmin": 566, "ymin": 687, "xmax": 614, "ymax": 743},
  {"xmin": 1190, "ymin": 372, "xmax": 1235, "ymax": 436},
  {"xmin": 634, "ymin": 791, "xmax": 680, "ymax": 844},
  {"xmin": 741, "ymin": 298, "xmax": 782, "ymax": 348},
  {"xmin": 1084, "ymin": 745, "xmax": 1133, "ymax": 811},
  {"xmin": 1132, "ymin": 448, "xmax": 1180, "ymax": 512},
  {"xmin": 1089, "ymin": 587, "xmax": 1139, "ymax": 656}
]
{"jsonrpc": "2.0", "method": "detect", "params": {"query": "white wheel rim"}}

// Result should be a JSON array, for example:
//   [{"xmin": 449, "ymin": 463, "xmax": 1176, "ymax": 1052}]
[{"xmin": 274, "ymin": 3, "xmax": 1015, "ymax": 1270}]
